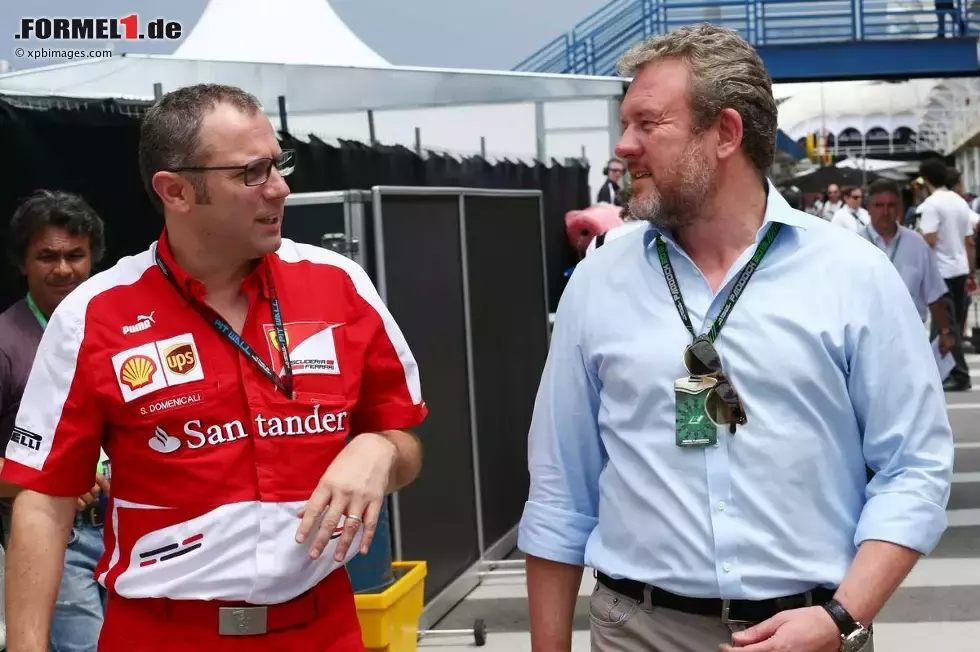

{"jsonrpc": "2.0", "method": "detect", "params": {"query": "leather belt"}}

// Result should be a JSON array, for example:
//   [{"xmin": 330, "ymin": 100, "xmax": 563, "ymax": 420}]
[
  {"xmin": 596, "ymin": 571, "xmax": 836, "ymax": 624},
  {"xmin": 162, "ymin": 583, "xmax": 321, "ymax": 635},
  {"xmin": 139, "ymin": 568, "xmax": 354, "ymax": 636}
]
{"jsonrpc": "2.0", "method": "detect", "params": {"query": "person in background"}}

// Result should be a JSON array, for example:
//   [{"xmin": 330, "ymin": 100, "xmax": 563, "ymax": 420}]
[
  {"xmin": 935, "ymin": 0, "xmax": 966, "ymax": 37},
  {"xmin": 815, "ymin": 184, "xmax": 842, "ymax": 220},
  {"xmin": 520, "ymin": 23, "xmax": 952, "ymax": 652},
  {"xmin": 863, "ymin": 179, "xmax": 954, "ymax": 351},
  {"xmin": 905, "ymin": 179, "xmax": 926, "ymax": 228},
  {"xmin": 945, "ymin": 167, "xmax": 980, "ymax": 310},
  {"xmin": 0, "ymin": 189, "xmax": 109, "ymax": 652},
  {"xmin": 596, "ymin": 157, "xmax": 626, "ymax": 205},
  {"xmin": 918, "ymin": 158, "xmax": 974, "ymax": 391},
  {"xmin": 831, "ymin": 185, "xmax": 871, "ymax": 232},
  {"xmin": 587, "ymin": 182, "xmax": 647, "ymax": 255}
]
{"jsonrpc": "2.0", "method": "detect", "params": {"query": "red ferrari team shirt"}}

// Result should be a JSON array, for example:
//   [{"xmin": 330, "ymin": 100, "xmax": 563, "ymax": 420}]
[{"xmin": 1, "ymin": 232, "xmax": 427, "ymax": 604}]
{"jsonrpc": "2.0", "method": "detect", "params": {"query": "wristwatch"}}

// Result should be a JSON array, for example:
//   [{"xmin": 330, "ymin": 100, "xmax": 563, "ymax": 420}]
[{"xmin": 822, "ymin": 599, "xmax": 871, "ymax": 652}]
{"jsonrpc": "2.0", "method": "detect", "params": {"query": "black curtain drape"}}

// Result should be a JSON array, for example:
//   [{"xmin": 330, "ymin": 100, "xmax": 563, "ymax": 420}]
[{"xmin": 0, "ymin": 96, "xmax": 588, "ymax": 313}]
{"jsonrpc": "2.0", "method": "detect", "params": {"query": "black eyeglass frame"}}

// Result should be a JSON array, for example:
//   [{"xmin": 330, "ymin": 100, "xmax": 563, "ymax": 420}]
[{"xmin": 169, "ymin": 149, "xmax": 296, "ymax": 187}]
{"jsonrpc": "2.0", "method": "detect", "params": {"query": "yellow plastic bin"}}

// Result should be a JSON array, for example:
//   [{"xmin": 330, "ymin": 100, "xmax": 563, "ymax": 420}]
[{"xmin": 355, "ymin": 560, "xmax": 427, "ymax": 652}]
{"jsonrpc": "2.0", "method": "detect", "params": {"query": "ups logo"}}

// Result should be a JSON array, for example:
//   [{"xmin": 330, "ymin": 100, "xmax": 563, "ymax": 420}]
[{"xmin": 164, "ymin": 343, "xmax": 197, "ymax": 375}]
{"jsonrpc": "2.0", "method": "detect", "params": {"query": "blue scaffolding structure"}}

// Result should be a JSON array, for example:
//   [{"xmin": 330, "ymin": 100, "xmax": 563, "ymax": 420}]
[{"xmin": 513, "ymin": 0, "xmax": 980, "ymax": 81}]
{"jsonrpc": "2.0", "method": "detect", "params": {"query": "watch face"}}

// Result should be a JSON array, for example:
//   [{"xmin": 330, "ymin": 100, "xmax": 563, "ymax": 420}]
[{"xmin": 844, "ymin": 627, "xmax": 871, "ymax": 651}]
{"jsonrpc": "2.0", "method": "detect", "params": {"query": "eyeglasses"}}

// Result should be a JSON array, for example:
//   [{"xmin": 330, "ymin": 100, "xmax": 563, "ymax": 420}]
[
  {"xmin": 171, "ymin": 150, "xmax": 296, "ymax": 187},
  {"xmin": 683, "ymin": 335, "xmax": 747, "ymax": 430}
]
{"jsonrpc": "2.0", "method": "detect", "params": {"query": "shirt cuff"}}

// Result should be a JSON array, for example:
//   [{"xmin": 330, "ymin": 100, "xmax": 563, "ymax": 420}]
[
  {"xmin": 351, "ymin": 402, "xmax": 428, "ymax": 436},
  {"xmin": 854, "ymin": 491, "xmax": 948, "ymax": 554},
  {"xmin": 518, "ymin": 500, "xmax": 597, "ymax": 565},
  {"xmin": 0, "ymin": 458, "xmax": 89, "ymax": 498}
]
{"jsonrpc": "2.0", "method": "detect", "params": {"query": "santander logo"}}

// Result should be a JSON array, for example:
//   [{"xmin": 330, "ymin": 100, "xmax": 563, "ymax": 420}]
[
  {"xmin": 148, "ymin": 404, "xmax": 349, "ymax": 453},
  {"xmin": 149, "ymin": 426, "xmax": 181, "ymax": 454}
]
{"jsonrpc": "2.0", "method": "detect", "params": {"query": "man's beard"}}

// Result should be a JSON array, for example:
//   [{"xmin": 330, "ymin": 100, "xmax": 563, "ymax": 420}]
[{"xmin": 627, "ymin": 140, "xmax": 712, "ymax": 230}]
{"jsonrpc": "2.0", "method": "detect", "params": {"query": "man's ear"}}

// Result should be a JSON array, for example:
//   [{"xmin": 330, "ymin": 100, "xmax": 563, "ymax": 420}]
[
  {"xmin": 152, "ymin": 171, "xmax": 194, "ymax": 214},
  {"xmin": 715, "ymin": 108, "xmax": 744, "ymax": 161}
]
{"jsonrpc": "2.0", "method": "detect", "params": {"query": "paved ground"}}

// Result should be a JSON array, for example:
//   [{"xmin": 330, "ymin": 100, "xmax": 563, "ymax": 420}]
[{"xmin": 420, "ymin": 347, "xmax": 980, "ymax": 651}]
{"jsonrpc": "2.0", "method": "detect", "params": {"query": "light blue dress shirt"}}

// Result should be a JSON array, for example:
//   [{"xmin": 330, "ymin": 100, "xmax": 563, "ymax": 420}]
[
  {"xmin": 862, "ymin": 224, "xmax": 948, "ymax": 322},
  {"xmin": 519, "ymin": 183, "xmax": 954, "ymax": 600}
]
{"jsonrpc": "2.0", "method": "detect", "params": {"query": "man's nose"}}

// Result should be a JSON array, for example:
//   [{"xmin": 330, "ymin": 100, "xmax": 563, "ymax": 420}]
[
  {"xmin": 615, "ymin": 128, "xmax": 641, "ymax": 161},
  {"xmin": 264, "ymin": 168, "xmax": 291, "ymax": 200},
  {"xmin": 53, "ymin": 258, "xmax": 73, "ymax": 275}
]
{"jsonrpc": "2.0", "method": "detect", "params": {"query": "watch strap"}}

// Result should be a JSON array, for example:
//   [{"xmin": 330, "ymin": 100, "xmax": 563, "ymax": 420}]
[{"xmin": 823, "ymin": 598, "xmax": 859, "ymax": 636}]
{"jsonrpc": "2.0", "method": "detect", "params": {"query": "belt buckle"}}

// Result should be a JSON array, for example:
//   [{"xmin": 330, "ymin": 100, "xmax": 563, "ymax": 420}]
[
  {"xmin": 218, "ymin": 606, "xmax": 268, "ymax": 636},
  {"xmin": 720, "ymin": 600, "xmax": 752, "ymax": 625}
]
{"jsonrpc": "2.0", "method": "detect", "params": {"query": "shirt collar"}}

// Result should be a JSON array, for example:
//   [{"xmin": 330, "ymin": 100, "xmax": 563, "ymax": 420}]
[
  {"xmin": 154, "ymin": 228, "xmax": 273, "ymax": 301},
  {"xmin": 25, "ymin": 293, "xmax": 47, "ymax": 330},
  {"xmin": 643, "ymin": 178, "xmax": 810, "ymax": 249},
  {"xmin": 866, "ymin": 222, "xmax": 901, "ymax": 244}
]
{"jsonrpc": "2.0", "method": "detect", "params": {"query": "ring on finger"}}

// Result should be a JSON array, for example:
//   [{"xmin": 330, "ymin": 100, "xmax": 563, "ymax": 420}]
[{"xmin": 345, "ymin": 514, "xmax": 363, "ymax": 526}]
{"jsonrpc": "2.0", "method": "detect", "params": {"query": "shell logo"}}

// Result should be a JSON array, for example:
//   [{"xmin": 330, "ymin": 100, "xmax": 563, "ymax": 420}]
[{"xmin": 119, "ymin": 354, "xmax": 157, "ymax": 390}]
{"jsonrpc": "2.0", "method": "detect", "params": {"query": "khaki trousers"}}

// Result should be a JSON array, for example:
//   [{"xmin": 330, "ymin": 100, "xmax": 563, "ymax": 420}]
[{"xmin": 589, "ymin": 581, "xmax": 874, "ymax": 652}]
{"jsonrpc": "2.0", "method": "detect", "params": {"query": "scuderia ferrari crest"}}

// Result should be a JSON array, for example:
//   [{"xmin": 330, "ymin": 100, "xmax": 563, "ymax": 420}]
[{"xmin": 264, "ymin": 321, "xmax": 342, "ymax": 377}]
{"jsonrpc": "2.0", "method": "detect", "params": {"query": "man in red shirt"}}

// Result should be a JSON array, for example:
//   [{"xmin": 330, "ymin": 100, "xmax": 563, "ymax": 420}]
[{"xmin": 1, "ymin": 84, "xmax": 427, "ymax": 651}]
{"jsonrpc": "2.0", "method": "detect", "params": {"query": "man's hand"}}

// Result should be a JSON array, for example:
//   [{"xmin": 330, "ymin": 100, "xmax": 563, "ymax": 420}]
[
  {"xmin": 75, "ymin": 474, "xmax": 110, "ymax": 510},
  {"xmin": 295, "ymin": 433, "xmax": 397, "ymax": 562},
  {"xmin": 720, "ymin": 606, "xmax": 841, "ymax": 652},
  {"xmin": 939, "ymin": 330, "xmax": 956, "ymax": 356},
  {"xmin": 966, "ymin": 275, "xmax": 978, "ymax": 296}
]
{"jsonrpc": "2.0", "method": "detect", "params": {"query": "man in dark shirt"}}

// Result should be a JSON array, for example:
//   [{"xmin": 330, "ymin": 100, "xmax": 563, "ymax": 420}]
[
  {"xmin": 596, "ymin": 157, "xmax": 626, "ymax": 205},
  {"xmin": 0, "ymin": 189, "xmax": 108, "ymax": 652}
]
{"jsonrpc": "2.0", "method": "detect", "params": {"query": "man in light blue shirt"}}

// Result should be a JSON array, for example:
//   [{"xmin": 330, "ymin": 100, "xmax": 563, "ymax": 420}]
[
  {"xmin": 519, "ymin": 24, "xmax": 953, "ymax": 652},
  {"xmin": 863, "ymin": 179, "xmax": 954, "ymax": 347}
]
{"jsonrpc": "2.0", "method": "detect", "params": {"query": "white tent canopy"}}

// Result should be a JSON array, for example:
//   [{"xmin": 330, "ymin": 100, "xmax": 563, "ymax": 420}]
[
  {"xmin": 835, "ymin": 157, "xmax": 909, "ymax": 172},
  {"xmin": 0, "ymin": 55, "xmax": 624, "ymax": 114},
  {"xmin": 174, "ymin": 0, "xmax": 390, "ymax": 69}
]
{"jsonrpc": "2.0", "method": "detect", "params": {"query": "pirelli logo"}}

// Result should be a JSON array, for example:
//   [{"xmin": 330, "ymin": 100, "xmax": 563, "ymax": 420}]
[{"xmin": 10, "ymin": 428, "xmax": 42, "ymax": 451}]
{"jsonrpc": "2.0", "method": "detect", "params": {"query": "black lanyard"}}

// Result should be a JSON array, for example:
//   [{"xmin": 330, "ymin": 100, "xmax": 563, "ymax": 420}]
[
  {"xmin": 155, "ymin": 249, "xmax": 294, "ymax": 399},
  {"xmin": 655, "ymin": 222, "xmax": 782, "ymax": 341}
]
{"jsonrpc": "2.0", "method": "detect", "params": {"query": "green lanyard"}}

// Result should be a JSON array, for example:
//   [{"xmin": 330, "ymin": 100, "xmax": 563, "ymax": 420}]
[
  {"xmin": 655, "ymin": 222, "xmax": 782, "ymax": 341},
  {"xmin": 25, "ymin": 293, "xmax": 48, "ymax": 330},
  {"xmin": 864, "ymin": 227, "xmax": 901, "ymax": 263}
]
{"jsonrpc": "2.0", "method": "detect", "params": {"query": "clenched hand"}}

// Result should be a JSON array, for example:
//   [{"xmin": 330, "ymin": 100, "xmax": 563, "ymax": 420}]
[
  {"xmin": 76, "ymin": 474, "xmax": 110, "ymax": 510},
  {"xmin": 720, "ymin": 606, "xmax": 842, "ymax": 652}
]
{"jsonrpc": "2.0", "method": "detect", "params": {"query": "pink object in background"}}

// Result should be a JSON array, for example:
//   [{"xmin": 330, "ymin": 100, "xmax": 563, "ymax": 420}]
[{"xmin": 565, "ymin": 204, "xmax": 624, "ymax": 254}]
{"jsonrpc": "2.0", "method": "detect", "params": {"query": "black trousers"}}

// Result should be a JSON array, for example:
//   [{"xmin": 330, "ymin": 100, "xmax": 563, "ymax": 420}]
[{"xmin": 933, "ymin": 275, "xmax": 971, "ymax": 386}]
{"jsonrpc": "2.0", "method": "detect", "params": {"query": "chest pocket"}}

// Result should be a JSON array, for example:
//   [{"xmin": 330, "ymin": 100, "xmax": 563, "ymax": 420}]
[{"xmin": 271, "ymin": 321, "xmax": 350, "ymax": 401}]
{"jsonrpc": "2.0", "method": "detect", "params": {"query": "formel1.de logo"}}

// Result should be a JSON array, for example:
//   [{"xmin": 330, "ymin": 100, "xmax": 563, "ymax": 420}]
[{"xmin": 15, "ymin": 15, "xmax": 182, "ymax": 41}]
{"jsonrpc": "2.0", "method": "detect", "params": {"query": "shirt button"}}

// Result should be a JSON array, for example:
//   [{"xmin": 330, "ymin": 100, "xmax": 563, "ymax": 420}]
[
  {"xmin": 723, "ymin": 562, "xmax": 733, "ymax": 573},
  {"xmin": 718, "ymin": 501, "xmax": 726, "ymax": 511}
]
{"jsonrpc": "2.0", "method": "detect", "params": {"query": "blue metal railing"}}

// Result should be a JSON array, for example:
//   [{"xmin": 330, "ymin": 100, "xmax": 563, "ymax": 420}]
[{"xmin": 512, "ymin": 0, "xmax": 975, "ymax": 75}]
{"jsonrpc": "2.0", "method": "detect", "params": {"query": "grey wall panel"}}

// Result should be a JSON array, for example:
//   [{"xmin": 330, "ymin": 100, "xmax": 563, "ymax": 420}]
[{"xmin": 376, "ymin": 194, "xmax": 481, "ymax": 601}]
